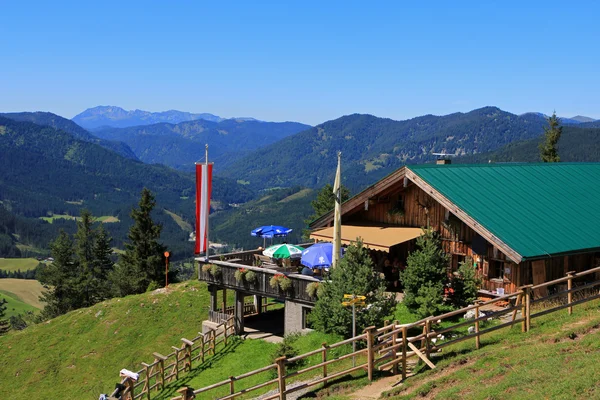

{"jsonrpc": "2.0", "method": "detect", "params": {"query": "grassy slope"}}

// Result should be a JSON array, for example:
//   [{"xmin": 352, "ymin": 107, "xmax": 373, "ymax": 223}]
[
  {"xmin": 0, "ymin": 290, "xmax": 38, "ymax": 317},
  {"xmin": 0, "ymin": 281, "xmax": 210, "ymax": 399},
  {"xmin": 0, "ymin": 279, "xmax": 46, "ymax": 308},
  {"xmin": 385, "ymin": 299, "xmax": 600, "ymax": 400},
  {"xmin": 0, "ymin": 258, "xmax": 40, "ymax": 272}
]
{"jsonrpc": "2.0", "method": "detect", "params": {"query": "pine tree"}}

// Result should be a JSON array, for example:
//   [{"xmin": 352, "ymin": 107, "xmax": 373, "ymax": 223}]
[
  {"xmin": 111, "ymin": 188, "xmax": 167, "ymax": 296},
  {"xmin": 309, "ymin": 239, "xmax": 396, "ymax": 337},
  {"xmin": 0, "ymin": 298, "xmax": 10, "ymax": 335},
  {"xmin": 540, "ymin": 112, "xmax": 562, "ymax": 162},
  {"xmin": 401, "ymin": 228, "xmax": 451, "ymax": 317},
  {"xmin": 38, "ymin": 230, "xmax": 79, "ymax": 319}
]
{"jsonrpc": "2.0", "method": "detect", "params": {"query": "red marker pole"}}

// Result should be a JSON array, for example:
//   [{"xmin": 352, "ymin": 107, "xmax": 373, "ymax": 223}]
[{"xmin": 164, "ymin": 251, "xmax": 170, "ymax": 288}]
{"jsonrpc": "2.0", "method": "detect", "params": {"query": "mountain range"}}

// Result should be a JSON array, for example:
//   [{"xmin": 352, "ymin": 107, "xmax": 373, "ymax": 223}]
[
  {"xmin": 91, "ymin": 119, "xmax": 311, "ymax": 171},
  {"xmin": 0, "ymin": 114, "xmax": 254, "ymax": 258},
  {"xmin": 219, "ymin": 107, "xmax": 556, "ymax": 192},
  {"xmin": 72, "ymin": 106, "xmax": 226, "ymax": 130}
]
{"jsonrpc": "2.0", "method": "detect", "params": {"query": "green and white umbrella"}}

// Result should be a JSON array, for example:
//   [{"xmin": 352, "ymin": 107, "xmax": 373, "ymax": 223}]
[{"xmin": 263, "ymin": 244, "xmax": 305, "ymax": 259}]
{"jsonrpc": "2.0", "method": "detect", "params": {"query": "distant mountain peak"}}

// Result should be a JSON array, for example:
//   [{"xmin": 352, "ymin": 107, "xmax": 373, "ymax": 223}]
[
  {"xmin": 72, "ymin": 106, "xmax": 225, "ymax": 130},
  {"xmin": 570, "ymin": 115, "xmax": 596, "ymax": 123}
]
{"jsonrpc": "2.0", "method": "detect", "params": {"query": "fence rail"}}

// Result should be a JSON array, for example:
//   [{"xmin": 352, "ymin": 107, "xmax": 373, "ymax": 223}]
[
  {"xmin": 109, "ymin": 316, "xmax": 235, "ymax": 400},
  {"xmin": 172, "ymin": 265, "xmax": 600, "ymax": 400}
]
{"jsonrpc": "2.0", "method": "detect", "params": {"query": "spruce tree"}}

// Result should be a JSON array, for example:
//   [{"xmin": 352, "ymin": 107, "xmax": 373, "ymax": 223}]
[
  {"xmin": 111, "ymin": 188, "xmax": 167, "ymax": 296},
  {"xmin": 38, "ymin": 230, "xmax": 79, "ymax": 319},
  {"xmin": 0, "ymin": 298, "xmax": 10, "ymax": 336},
  {"xmin": 303, "ymin": 183, "xmax": 350, "ymax": 238},
  {"xmin": 309, "ymin": 239, "xmax": 396, "ymax": 337},
  {"xmin": 75, "ymin": 209, "xmax": 95, "ymax": 307},
  {"xmin": 401, "ymin": 228, "xmax": 451, "ymax": 317},
  {"xmin": 540, "ymin": 112, "xmax": 562, "ymax": 162},
  {"xmin": 92, "ymin": 224, "xmax": 114, "ymax": 301}
]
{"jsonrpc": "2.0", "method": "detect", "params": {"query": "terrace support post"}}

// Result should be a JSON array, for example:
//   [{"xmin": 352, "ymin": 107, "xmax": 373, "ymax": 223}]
[
  {"xmin": 365, "ymin": 326, "xmax": 376, "ymax": 381},
  {"xmin": 275, "ymin": 356, "xmax": 287, "ymax": 400},
  {"xmin": 567, "ymin": 271, "xmax": 575, "ymax": 315},
  {"xmin": 474, "ymin": 301, "xmax": 481, "ymax": 350},
  {"xmin": 210, "ymin": 285, "xmax": 218, "ymax": 311},
  {"xmin": 255, "ymin": 295, "xmax": 263, "ymax": 315},
  {"xmin": 321, "ymin": 342, "xmax": 328, "ymax": 384},
  {"xmin": 234, "ymin": 290, "xmax": 245, "ymax": 335},
  {"xmin": 222, "ymin": 288, "xmax": 227, "ymax": 313},
  {"xmin": 391, "ymin": 320, "xmax": 399, "ymax": 375},
  {"xmin": 401, "ymin": 325, "xmax": 408, "ymax": 381}
]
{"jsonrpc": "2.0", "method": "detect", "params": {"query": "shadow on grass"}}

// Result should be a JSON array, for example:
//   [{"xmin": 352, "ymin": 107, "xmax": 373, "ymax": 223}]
[{"xmin": 153, "ymin": 338, "xmax": 244, "ymax": 399}]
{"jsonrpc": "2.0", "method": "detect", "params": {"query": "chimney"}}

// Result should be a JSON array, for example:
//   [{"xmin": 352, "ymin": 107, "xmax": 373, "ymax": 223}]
[{"xmin": 436, "ymin": 159, "xmax": 452, "ymax": 165}]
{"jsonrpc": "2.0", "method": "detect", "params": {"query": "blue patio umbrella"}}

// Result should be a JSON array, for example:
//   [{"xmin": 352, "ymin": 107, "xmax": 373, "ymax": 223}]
[
  {"xmin": 301, "ymin": 242, "xmax": 345, "ymax": 269},
  {"xmin": 251, "ymin": 225, "xmax": 293, "ymax": 247}
]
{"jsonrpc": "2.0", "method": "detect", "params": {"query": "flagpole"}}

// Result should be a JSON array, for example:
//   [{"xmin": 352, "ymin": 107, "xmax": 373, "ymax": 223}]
[
  {"xmin": 332, "ymin": 151, "xmax": 342, "ymax": 268},
  {"xmin": 205, "ymin": 144, "xmax": 210, "ymax": 262}
]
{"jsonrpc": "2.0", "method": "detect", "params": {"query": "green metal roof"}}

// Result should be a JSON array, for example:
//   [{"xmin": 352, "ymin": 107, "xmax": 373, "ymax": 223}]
[{"xmin": 408, "ymin": 163, "xmax": 600, "ymax": 261}]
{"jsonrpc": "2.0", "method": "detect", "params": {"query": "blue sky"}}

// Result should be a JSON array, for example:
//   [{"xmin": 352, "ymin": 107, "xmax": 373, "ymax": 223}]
[{"xmin": 1, "ymin": 1, "xmax": 599, "ymax": 125}]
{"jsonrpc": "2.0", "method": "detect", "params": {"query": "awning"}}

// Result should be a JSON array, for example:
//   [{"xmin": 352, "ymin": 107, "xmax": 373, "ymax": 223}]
[{"xmin": 309, "ymin": 225, "xmax": 423, "ymax": 252}]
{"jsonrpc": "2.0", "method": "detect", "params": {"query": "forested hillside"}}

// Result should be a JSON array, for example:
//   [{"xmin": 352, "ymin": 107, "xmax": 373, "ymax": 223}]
[
  {"xmin": 0, "ymin": 117, "xmax": 254, "ymax": 258},
  {"xmin": 457, "ymin": 125, "xmax": 600, "ymax": 163},
  {"xmin": 93, "ymin": 118, "xmax": 310, "ymax": 171},
  {"xmin": 0, "ymin": 112, "xmax": 139, "ymax": 160},
  {"xmin": 220, "ymin": 107, "xmax": 548, "ymax": 192},
  {"xmin": 210, "ymin": 187, "xmax": 316, "ymax": 250}
]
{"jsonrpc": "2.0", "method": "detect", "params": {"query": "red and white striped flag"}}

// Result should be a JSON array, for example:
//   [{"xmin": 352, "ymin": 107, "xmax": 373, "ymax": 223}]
[{"xmin": 195, "ymin": 162, "xmax": 213, "ymax": 254}]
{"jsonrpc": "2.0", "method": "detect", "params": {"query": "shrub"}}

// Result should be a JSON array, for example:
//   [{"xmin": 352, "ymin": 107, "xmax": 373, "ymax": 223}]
[
  {"xmin": 209, "ymin": 264, "xmax": 222, "ymax": 278},
  {"xmin": 306, "ymin": 282, "xmax": 320, "ymax": 297},
  {"xmin": 279, "ymin": 276, "xmax": 292, "ymax": 292},
  {"xmin": 450, "ymin": 257, "xmax": 482, "ymax": 308},
  {"xmin": 270, "ymin": 333, "xmax": 305, "ymax": 377},
  {"xmin": 234, "ymin": 268, "xmax": 247, "ymax": 282},
  {"xmin": 270, "ymin": 274, "xmax": 284, "ymax": 289},
  {"xmin": 245, "ymin": 270, "xmax": 257, "ymax": 283},
  {"xmin": 146, "ymin": 281, "xmax": 160, "ymax": 292},
  {"xmin": 309, "ymin": 239, "xmax": 396, "ymax": 337}
]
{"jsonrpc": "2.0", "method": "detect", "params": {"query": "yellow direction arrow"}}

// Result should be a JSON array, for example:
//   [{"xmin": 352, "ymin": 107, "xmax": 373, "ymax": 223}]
[{"xmin": 343, "ymin": 294, "xmax": 366, "ymax": 300}]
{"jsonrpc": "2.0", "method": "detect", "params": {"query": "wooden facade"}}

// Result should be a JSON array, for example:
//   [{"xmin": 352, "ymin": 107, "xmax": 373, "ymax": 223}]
[{"xmin": 312, "ymin": 170, "xmax": 600, "ymax": 296}]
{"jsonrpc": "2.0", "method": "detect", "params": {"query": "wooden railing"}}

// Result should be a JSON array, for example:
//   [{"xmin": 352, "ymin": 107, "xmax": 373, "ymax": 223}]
[
  {"xmin": 173, "ymin": 265, "xmax": 600, "ymax": 400},
  {"xmin": 205, "ymin": 243, "xmax": 315, "ymax": 266},
  {"xmin": 199, "ymin": 260, "xmax": 321, "ymax": 305},
  {"xmin": 214, "ymin": 299, "xmax": 280, "ymax": 317},
  {"xmin": 109, "ymin": 316, "xmax": 235, "ymax": 400}
]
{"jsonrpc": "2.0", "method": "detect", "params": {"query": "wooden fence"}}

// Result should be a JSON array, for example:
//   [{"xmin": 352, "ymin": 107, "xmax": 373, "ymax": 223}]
[
  {"xmin": 109, "ymin": 316, "xmax": 234, "ymax": 400},
  {"xmin": 172, "ymin": 265, "xmax": 600, "ymax": 400}
]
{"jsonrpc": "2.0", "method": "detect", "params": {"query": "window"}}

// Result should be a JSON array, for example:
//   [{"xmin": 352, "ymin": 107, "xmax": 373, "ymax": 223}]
[{"xmin": 488, "ymin": 260, "xmax": 504, "ymax": 280}]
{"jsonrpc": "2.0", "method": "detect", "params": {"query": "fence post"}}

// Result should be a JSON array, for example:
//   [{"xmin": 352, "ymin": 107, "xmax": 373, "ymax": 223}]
[
  {"xmin": 567, "ymin": 271, "xmax": 575, "ymax": 315},
  {"xmin": 321, "ymin": 342, "xmax": 328, "ymax": 384},
  {"xmin": 424, "ymin": 318, "xmax": 432, "ymax": 358},
  {"xmin": 391, "ymin": 320, "xmax": 399, "ymax": 375},
  {"xmin": 199, "ymin": 333, "xmax": 205, "ymax": 363},
  {"xmin": 275, "ymin": 356, "xmax": 287, "ymax": 400},
  {"xmin": 182, "ymin": 339, "xmax": 193, "ymax": 371},
  {"xmin": 474, "ymin": 301, "xmax": 481, "ymax": 350},
  {"xmin": 171, "ymin": 347, "xmax": 180, "ymax": 381},
  {"xmin": 524, "ymin": 285, "xmax": 532, "ymax": 332},
  {"xmin": 365, "ymin": 326, "xmax": 376, "ymax": 381},
  {"xmin": 124, "ymin": 377, "xmax": 135, "ymax": 400},
  {"xmin": 229, "ymin": 376, "xmax": 235, "ymax": 396},
  {"xmin": 401, "ymin": 325, "xmax": 408, "ymax": 381}
]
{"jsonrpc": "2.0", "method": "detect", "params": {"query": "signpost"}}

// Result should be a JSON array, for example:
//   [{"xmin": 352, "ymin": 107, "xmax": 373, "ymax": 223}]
[
  {"xmin": 164, "ymin": 251, "xmax": 170, "ymax": 288},
  {"xmin": 342, "ymin": 294, "xmax": 366, "ymax": 366}
]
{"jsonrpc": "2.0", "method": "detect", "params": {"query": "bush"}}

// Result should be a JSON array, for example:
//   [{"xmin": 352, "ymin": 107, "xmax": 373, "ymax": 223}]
[
  {"xmin": 306, "ymin": 282, "xmax": 320, "ymax": 298},
  {"xmin": 146, "ymin": 281, "xmax": 160, "ymax": 292},
  {"xmin": 450, "ymin": 257, "xmax": 482, "ymax": 308},
  {"xmin": 270, "ymin": 333, "xmax": 305, "ymax": 376},
  {"xmin": 245, "ymin": 270, "xmax": 257, "ymax": 283},
  {"xmin": 309, "ymin": 239, "xmax": 396, "ymax": 337},
  {"xmin": 279, "ymin": 276, "xmax": 292, "ymax": 292},
  {"xmin": 209, "ymin": 264, "xmax": 222, "ymax": 278}
]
